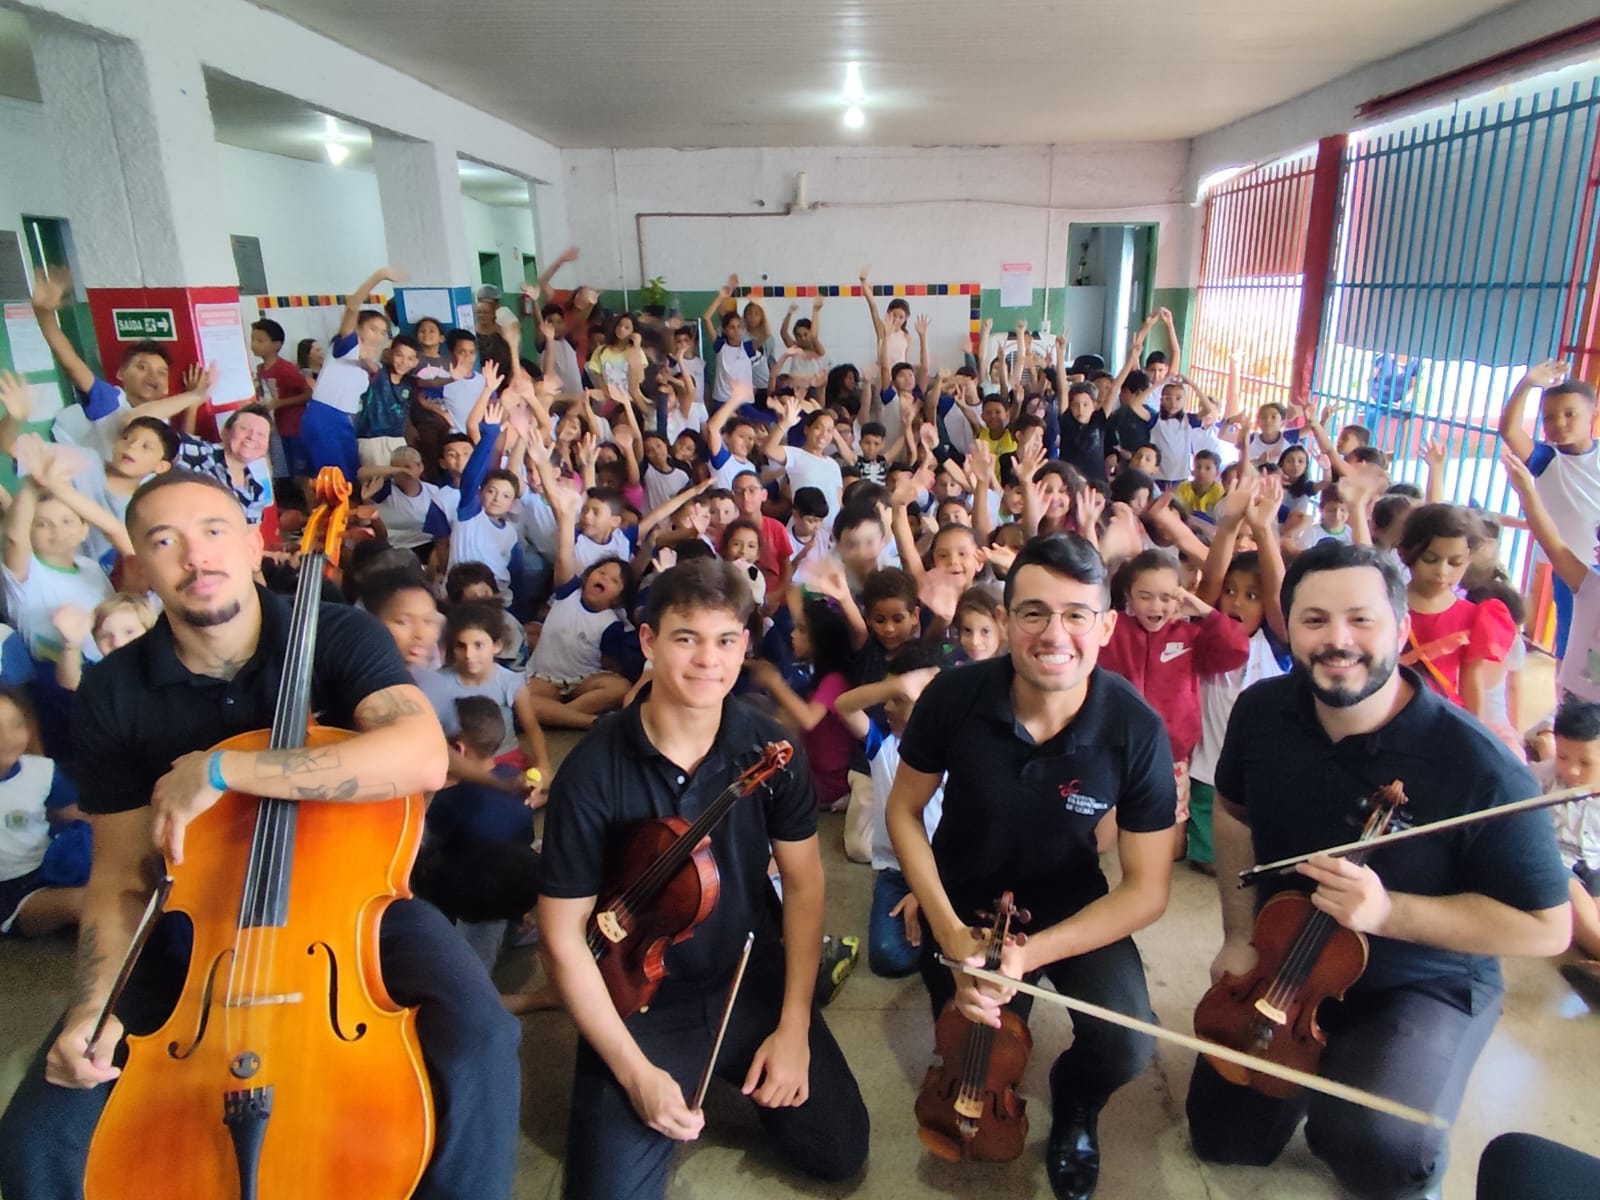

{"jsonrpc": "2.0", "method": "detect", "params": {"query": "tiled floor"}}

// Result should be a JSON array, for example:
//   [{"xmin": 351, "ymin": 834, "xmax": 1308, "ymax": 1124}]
[{"xmin": 4, "ymin": 658, "xmax": 1596, "ymax": 1199}]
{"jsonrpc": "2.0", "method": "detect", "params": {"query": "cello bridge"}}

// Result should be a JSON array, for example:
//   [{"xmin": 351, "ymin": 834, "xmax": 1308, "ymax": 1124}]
[
  {"xmin": 1253, "ymin": 997, "xmax": 1288, "ymax": 1025},
  {"xmin": 596, "ymin": 910, "xmax": 627, "ymax": 944}
]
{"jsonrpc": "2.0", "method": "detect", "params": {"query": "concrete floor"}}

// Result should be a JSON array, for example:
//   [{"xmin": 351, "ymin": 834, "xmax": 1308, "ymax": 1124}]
[{"xmin": 4, "ymin": 671, "xmax": 1598, "ymax": 1200}]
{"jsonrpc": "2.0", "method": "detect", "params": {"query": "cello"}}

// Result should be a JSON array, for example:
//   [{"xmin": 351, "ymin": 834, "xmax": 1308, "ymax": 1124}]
[
  {"xmin": 1192, "ymin": 780, "xmax": 1408, "ymax": 1098},
  {"xmin": 84, "ymin": 468, "xmax": 434, "ymax": 1200},
  {"xmin": 915, "ymin": 892, "xmax": 1033, "ymax": 1163},
  {"xmin": 588, "ymin": 740, "xmax": 793, "ymax": 1016}
]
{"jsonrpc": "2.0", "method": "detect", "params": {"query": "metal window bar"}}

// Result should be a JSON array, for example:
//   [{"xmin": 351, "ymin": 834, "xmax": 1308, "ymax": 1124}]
[
  {"xmin": 1310, "ymin": 73, "xmax": 1600, "ymax": 615},
  {"xmin": 1189, "ymin": 149, "xmax": 1318, "ymax": 415}
]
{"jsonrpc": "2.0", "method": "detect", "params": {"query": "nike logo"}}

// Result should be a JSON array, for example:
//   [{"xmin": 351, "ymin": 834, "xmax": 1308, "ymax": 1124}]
[{"xmin": 1159, "ymin": 643, "xmax": 1190, "ymax": 664}]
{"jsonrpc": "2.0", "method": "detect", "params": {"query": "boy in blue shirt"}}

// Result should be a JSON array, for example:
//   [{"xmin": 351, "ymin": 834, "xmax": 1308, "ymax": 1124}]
[{"xmin": 306, "ymin": 265, "xmax": 403, "ymax": 480}]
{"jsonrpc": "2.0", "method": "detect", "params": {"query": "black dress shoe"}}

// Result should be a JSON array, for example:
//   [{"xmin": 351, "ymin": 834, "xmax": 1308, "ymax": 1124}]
[{"xmin": 1045, "ymin": 1098, "xmax": 1101, "ymax": 1200}]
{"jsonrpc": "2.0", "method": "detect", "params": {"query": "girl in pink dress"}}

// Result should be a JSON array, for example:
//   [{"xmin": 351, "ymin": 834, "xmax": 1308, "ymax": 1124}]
[{"xmin": 1397, "ymin": 504, "xmax": 1516, "ymax": 724}]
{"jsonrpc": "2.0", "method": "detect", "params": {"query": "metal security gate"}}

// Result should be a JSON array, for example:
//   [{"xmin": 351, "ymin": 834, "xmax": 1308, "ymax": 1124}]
[
  {"xmin": 1189, "ymin": 149, "xmax": 1319, "ymax": 412},
  {"xmin": 1311, "ymin": 70, "xmax": 1600, "ymax": 514}
]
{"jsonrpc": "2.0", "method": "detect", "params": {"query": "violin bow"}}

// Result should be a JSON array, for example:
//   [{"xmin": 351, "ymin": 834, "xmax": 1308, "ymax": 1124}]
[
  {"xmin": 1237, "ymin": 782, "xmax": 1600, "ymax": 886},
  {"xmin": 86, "ymin": 874, "xmax": 174, "ymax": 1059},
  {"xmin": 692, "ymin": 932, "xmax": 755, "ymax": 1111},
  {"xmin": 938, "ymin": 957, "xmax": 1447, "ymax": 1130}
]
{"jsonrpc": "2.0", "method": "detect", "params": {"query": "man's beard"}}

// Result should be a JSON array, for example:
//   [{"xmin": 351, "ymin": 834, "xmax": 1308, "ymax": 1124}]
[
  {"xmin": 1296, "ymin": 647, "xmax": 1397, "ymax": 709},
  {"xmin": 178, "ymin": 598, "xmax": 242, "ymax": 629}
]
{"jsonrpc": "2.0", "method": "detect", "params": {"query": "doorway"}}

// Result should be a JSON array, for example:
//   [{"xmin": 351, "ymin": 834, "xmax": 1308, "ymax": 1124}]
[
  {"xmin": 1065, "ymin": 223, "xmax": 1158, "ymax": 364},
  {"xmin": 478, "ymin": 251, "xmax": 503, "ymax": 293}
]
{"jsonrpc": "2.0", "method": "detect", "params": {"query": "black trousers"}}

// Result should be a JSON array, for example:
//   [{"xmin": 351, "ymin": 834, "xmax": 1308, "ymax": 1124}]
[
  {"xmin": 917, "ymin": 934, "xmax": 1157, "ymax": 1108},
  {"xmin": 1186, "ymin": 977, "xmax": 1502, "ymax": 1200},
  {"xmin": 1477, "ymin": 1133, "xmax": 1600, "ymax": 1199},
  {"xmin": 0, "ymin": 899, "xmax": 522, "ymax": 1200},
  {"xmin": 563, "ymin": 943, "xmax": 868, "ymax": 1200}
]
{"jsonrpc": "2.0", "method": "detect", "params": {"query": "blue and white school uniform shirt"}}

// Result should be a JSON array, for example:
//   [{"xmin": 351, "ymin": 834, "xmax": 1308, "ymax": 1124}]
[
  {"xmin": 53, "ymin": 378, "xmax": 131, "ymax": 464},
  {"xmin": 865, "ymin": 723, "xmax": 942, "ymax": 873},
  {"xmin": 1246, "ymin": 428, "xmax": 1301, "ymax": 465},
  {"xmin": 529, "ymin": 583, "xmax": 626, "ymax": 687},
  {"xmin": 572, "ymin": 526, "xmax": 637, "ymax": 573},
  {"xmin": 1528, "ymin": 441, "xmax": 1600, "ymax": 565},
  {"xmin": 374, "ymin": 479, "xmax": 454, "ymax": 551},
  {"xmin": 713, "ymin": 337, "xmax": 759, "ymax": 406},
  {"xmin": 1148, "ymin": 412, "xmax": 1206, "ymax": 483},
  {"xmin": 0, "ymin": 755, "xmax": 76, "ymax": 884},
  {"xmin": 310, "ymin": 332, "xmax": 371, "ymax": 417}
]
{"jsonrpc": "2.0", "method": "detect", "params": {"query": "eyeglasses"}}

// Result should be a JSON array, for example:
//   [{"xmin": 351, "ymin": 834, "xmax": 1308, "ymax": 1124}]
[{"xmin": 1009, "ymin": 603, "xmax": 1103, "ymax": 635}]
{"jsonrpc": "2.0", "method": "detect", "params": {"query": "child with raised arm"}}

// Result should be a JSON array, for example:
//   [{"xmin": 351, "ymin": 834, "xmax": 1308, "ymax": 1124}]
[
  {"xmin": 0, "ymin": 686, "xmax": 88, "ymax": 938},
  {"xmin": 1499, "ymin": 360, "xmax": 1600, "ymax": 658},
  {"xmin": 305, "ymin": 265, "xmax": 404, "ymax": 480}
]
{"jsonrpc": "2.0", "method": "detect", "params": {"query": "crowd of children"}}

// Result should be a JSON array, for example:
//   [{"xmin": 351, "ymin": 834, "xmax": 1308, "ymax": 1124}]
[{"xmin": 2, "ymin": 248, "xmax": 1600, "ymax": 1037}]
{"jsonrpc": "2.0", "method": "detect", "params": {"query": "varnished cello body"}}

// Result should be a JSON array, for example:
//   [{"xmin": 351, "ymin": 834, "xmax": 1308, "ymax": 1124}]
[{"xmin": 84, "ymin": 470, "xmax": 434, "ymax": 1200}]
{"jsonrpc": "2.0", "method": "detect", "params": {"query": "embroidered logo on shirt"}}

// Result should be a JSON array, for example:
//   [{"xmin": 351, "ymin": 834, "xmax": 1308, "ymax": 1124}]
[
  {"xmin": 1057, "ymin": 779, "xmax": 1108, "ymax": 816},
  {"xmin": 1159, "ymin": 642, "xmax": 1190, "ymax": 664}
]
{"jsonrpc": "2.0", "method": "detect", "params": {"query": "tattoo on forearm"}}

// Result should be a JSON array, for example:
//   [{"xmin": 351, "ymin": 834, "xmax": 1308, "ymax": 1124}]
[
  {"xmin": 69, "ymin": 923, "xmax": 105, "ymax": 1012},
  {"xmin": 258, "ymin": 746, "xmax": 343, "ymax": 779},
  {"xmin": 290, "ymin": 778, "xmax": 363, "ymax": 801},
  {"xmin": 356, "ymin": 689, "xmax": 425, "ymax": 730}
]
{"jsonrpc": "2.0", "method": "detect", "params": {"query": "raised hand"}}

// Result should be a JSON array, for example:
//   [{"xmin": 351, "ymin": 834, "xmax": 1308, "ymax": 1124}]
[
  {"xmin": 0, "ymin": 371, "xmax": 33, "ymax": 421},
  {"xmin": 1524, "ymin": 360, "xmax": 1569, "ymax": 390},
  {"xmin": 968, "ymin": 440, "xmax": 997, "ymax": 488},
  {"xmin": 1175, "ymin": 586, "xmax": 1212, "ymax": 619},
  {"xmin": 50, "ymin": 604, "xmax": 94, "ymax": 648},
  {"xmin": 652, "ymin": 545, "xmax": 678, "ymax": 573},
  {"xmin": 1074, "ymin": 486, "xmax": 1106, "ymax": 532},
  {"xmin": 918, "ymin": 567, "xmax": 963, "ymax": 622},
  {"xmin": 914, "ymin": 313, "xmax": 931, "ymax": 337},
  {"xmin": 450, "ymin": 355, "xmax": 473, "ymax": 382},
  {"xmin": 360, "ymin": 474, "xmax": 385, "ymax": 502},
  {"xmin": 520, "ymin": 280, "xmax": 541, "ymax": 304},
  {"xmin": 184, "ymin": 361, "xmax": 218, "ymax": 396},
  {"xmin": 1501, "ymin": 446, "xmax": 1535, "ymax": 493},
  {"xmin": 483, "ymin": 397, "xmax": 506, "ymax": 427},
  {"xmin": 1420, "ymin": 436, "xmax": 1448, "ymax": 473},
  {"xmin": 859, "ymin": 265, "xmax": 871, "ymax": 283},
  {"xmin": 888, "ymin": 471, "xmax": 920, "ymax": 509},
  {"xmin": 29, "ymin": 268, "xmax": 68, "ymax": 313},
  {"xmin": 557, "ymin": 246, "xmax": 580, "ymax": 268},
  {"xmin": 576, "ymin": 432, "xmax": 599, "ymax": 467},
  {"xmin": 481, "ymin": 359, "xmax": 504, "ymax": 395},
  {"xmin": 808, "ymin": 558, "xmax": 850, "ymax": 600},
  {"xmin": 1246, "ymin": 474, "xmax": 1284, "ymax": 529}
]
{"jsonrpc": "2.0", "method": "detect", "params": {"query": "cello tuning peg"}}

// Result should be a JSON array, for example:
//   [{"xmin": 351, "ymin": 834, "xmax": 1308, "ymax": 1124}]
[{"xmin": 1014, "ymin": 907, "xmax": 1032, "ymax": 927}]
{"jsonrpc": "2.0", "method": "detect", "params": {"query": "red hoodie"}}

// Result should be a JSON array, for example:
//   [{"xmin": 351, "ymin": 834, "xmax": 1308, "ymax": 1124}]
[{"xmin": 1099, "ymin": 608, "xmax": 1250, "ymax": 762}]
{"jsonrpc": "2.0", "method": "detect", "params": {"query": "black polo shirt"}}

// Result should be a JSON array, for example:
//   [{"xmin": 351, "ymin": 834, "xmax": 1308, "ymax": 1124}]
[
  {"xmin": 539, "ymin": 690, "xmax": 817, "ymax": 999},
  {"xmin": 898, "ymin": 657, "xmax": 1176, "ymax": 931},
  {"xmin": 74, "ymin": 586, "xmax": 412, "ymax": 816},
  {"xmin": 1215, "ymin": 667, "xmax": 1570, "ymax": 994}
]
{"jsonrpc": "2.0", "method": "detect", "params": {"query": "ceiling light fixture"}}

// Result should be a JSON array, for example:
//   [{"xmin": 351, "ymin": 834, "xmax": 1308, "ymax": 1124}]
[
  {"xmin": 843, "ymin": 105, "xmax": 865, "ymax": 130},
  {"xmin": 843, "ymin": 62, "xmax": 865, "ymax": 104},
  {"xmin": 325, "ymin": 142, "xmax": 350, "ymax": 166}
]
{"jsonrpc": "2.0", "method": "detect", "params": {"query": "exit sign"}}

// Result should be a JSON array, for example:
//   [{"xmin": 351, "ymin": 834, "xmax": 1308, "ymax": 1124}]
[{"xmin": 111, "ymin": 308, "xmax": 177, "ymax": 341}]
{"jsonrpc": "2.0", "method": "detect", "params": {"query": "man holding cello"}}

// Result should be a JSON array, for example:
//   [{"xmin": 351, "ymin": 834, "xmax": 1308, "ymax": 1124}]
[
  {"xmin": 886, "ymin": 533, "xmax": 1177, "ymax": 1200},
  {"xmin": 1189, "ymin": 540, "xmax": 1572, "ymax": 1199},
  {"xmin": 0, "ymin": 471, "xmax": 521, "ymax": 1200},
  {"xmin": 537, "ymin": 558, "xmax": 868, "ymax": 1199}
]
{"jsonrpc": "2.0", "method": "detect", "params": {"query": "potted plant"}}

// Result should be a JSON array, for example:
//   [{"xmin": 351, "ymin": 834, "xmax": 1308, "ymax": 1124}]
[{"xmin": 640, "ymin": 276, "xmax": 671, "ymax": 317}]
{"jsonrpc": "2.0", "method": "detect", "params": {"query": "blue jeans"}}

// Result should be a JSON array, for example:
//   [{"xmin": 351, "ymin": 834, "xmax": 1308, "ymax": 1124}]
[
  {"xmin": 869, "ymin": 869, "xmax": 921, "ymax": 978},
  {"xmin": 0, "ymin": 899, "xmax": 521, "ymax": 1200},
  {"xmin": 300, "ymin": 398, "xmax": 359, "ymax": 482}
]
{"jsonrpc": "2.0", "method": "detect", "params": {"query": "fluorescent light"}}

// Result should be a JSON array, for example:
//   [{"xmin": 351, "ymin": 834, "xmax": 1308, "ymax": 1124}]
[
  {"xmin": 844, "ymin": 62, "xmax": 865, "ymax": 104},
  {"xmin": 325, "ymin": 142, "xmax": 350, "ymax": 166},
  {"xmin": 843, "ymin": 106, "xmax": 865, "ymax": 130}
]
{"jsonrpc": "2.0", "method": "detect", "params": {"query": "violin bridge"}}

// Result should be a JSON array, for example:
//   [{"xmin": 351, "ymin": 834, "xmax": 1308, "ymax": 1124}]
[
  {"xmin": 953, "ymin": 1095, "xmax": 984, "ymax": 1120},
  {"xmin": 1253, "ymin": 997, "xmax": 1288, "ymax": 1025},
  {"xmin": 596, "ymin": 910, "xmax": 627, "ymax": 944},
  {"xmin": 224, "ymin": 993, "xmax": 305, "ymax": 1009}
]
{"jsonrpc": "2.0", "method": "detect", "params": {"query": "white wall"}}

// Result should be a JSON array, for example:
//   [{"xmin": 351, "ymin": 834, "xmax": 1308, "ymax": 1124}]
[
  {"xmin": 0, "ymin": 95, "xmax": 68, "ymax": 249},
  {"xmin": 462, "ymin": 198, "xmax": 536, "ymax": 292},
  {"xmin": 1188, "ymin": 0, "xmax": 1598, "ymax": 192},
  {"xmin": 558, "ymin": 143, "xmax": 1196, "ymax": 297}
]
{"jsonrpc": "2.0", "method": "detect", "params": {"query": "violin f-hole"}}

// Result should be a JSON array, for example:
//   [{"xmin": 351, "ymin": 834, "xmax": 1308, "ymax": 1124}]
[
  {"xmin": 167, "ymin": 951, "xmax": 229, "ymax": 1060},
  {"xmin": 307, "ymin": 942, "xmax": 368, "ymax": 1043}
]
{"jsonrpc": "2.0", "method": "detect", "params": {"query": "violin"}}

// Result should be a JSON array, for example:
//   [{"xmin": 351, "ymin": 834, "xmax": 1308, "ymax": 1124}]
[
  {"xmin": 84, "ymin": 469, "xmax": 434, "ymax": 1199},
  {"xmin": 588, "ymin": 740, "xmax": 792, "ymax": 1016},
  {"xmin": 915, "ymin": 892, "xmax": 1033, "ymax": 1163},
  {"xmin": 1193, "ymin": 780, "xmax": 1408, "ymax": 1098}
]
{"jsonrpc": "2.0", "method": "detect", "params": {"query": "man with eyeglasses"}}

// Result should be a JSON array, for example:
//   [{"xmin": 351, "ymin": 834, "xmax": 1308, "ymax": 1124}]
[{"xmin": 887, "ymin": 533, "xmax": 1177, "ymax": 1200}]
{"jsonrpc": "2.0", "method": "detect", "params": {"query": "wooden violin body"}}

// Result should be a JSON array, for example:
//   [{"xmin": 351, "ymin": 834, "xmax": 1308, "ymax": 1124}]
[
  {"xmin": 592, "ymin": 816, "xmax": 720, "ymax": 1017},
  {"xmin": 84, "ymin": 726, "xmax": 433, "ymax": 1199},
  {"xmin": 915, "ymin": 1004, "xmax": 1033, "ymax": 1162},
  {"xmin": 587, "ymin": 740, "xmax": 793, "ymax": 1017},
  {"xmin": 1193, "ymin": 890, "xmax": 1367, "ymax": 1099},
  {"xmin": 914, "ymin": 892, "xmax": 1032, "ymax": 1163}
]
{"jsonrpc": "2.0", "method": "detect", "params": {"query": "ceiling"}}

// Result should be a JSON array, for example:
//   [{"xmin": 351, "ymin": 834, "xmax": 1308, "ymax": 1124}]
[
  {"xmin": 0, "ymin": 12, "xmax": 529, "ymax": 207},
  {"xmin": 243, "ymin": 0, "xmax": 1520, "ymax": 148}
]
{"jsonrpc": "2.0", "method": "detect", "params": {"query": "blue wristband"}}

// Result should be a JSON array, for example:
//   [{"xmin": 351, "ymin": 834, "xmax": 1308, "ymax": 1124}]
[{"xmin": 207, "ymin": 751, "xmax": 228, "ymax": 793}]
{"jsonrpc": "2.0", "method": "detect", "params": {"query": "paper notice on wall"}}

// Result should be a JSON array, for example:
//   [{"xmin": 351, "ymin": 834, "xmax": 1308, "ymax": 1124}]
[
  {"xmin": 999, "ymin": 262, "xmax": 1035, "ymax": 308},
  {"xmin": 456, "ymin": 303, "xmax": 476, "ymax": 333},
  {"xmin": 193, "ymin": 303, "xmax": 255, "ymax": 405},
  {"xmin": 404, "ymin": 288, "xmax": 454, "ymax": 326},
  {"xmin": 4, "ymin": 303, "xmax": 56, "ymax": 375}
]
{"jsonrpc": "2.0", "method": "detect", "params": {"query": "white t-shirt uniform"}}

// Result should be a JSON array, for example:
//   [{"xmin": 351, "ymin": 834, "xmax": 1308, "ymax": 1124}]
[
  {"xmin": 1247, "ymin": 429, "xmax": 1301, "ymax": 465},
  {"xmin": 713, "ymin": 449, "xmax": 756, "ymax": 491},
  {"xmin": 713, "ymin": 338, "xmax": 759, "ymax": 406},
  {"xmin": 572, "ymin": 527, "xmax": 635, "ymax": 572},
  {"xmin": 781, "ymin": 446, "xmax": 844, "ymax": 521},
  {"xmin": 1191, "ymin": 627, "xmax": 1285, "ymax": 786},
  {"xmin": 865, "ymin": 725, "xmax": 942, "ymax": 872},
  {"xmin": 0, "ymin": 755, "xmax": 71, "ymax": 883},
  {"xmin": 665, "ymin": 401, "xmax": 709, "ymax": 444},
  {"xmin": 1148, "ymin": 413, "xmax": 1206, "ymax": 482},
  {"xmin": 375, "ymin": 480, "xmax": 454, "ymax": 551},
  {"xmin": 310, "ymin": 333, "xmax": 371, "ymax": 416},
  {"xmin": 530, "ymin": 588, "xmax": 624, "ymax": 686},
  {"xmin": 441, "ymin": 375, "xmax": 484, "ymax": 432},
  {"xmin": 1556, "ymin": 568, "xmax": 1600, "ymax": 704},
  {"xmin": 449, "ymin": 511, "xmax": 520, "ymax": 604},
  {"xmin": 415, "ymin": 664, "xmax": 525, "ymax": 756},
  {"xmin": 1528, "ymin": 441, "xmax": 1600, "ymax": 564},
  {"xmin": 516, "ymin": 492, "xmax": 561, "ymax": 562},
  {"xmin": 643, "ymin": 464, "xmax": 690, "ymax": 512},
  {"xmin": 1, "ymin": 555, "xmax": 114, "ymax": 663}
]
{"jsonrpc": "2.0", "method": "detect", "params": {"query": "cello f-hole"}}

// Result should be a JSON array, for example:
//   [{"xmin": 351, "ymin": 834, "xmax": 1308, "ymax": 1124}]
[
  {"xmin": 308, "ymin": 942, "xmax": 368, "ymax": 1043},
  {"xmin": 167, "ymin": 951, "xmax": 229, "ymax": 1060}
]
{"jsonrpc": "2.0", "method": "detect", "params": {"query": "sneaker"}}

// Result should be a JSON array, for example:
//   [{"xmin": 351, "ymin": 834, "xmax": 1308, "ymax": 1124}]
[{"xmin": 815, "ymin": 934, "xmax": 861, "ymax": 1007}]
